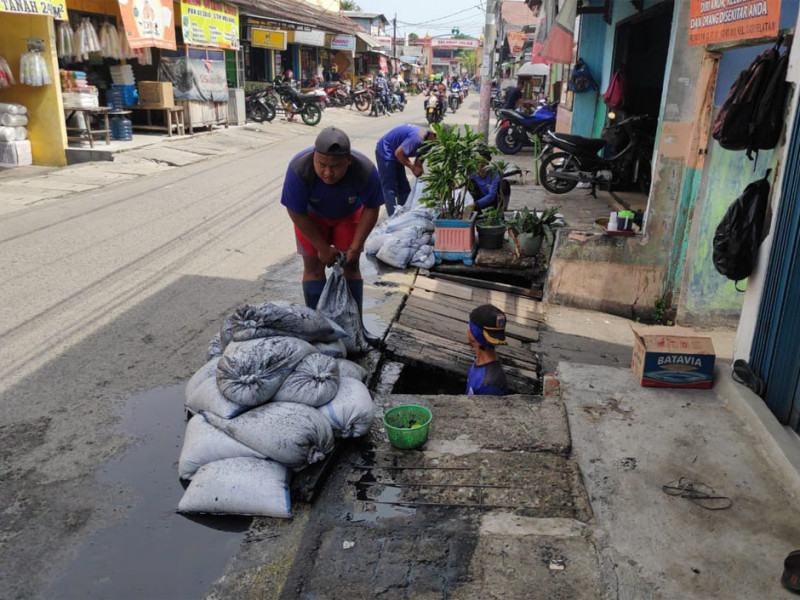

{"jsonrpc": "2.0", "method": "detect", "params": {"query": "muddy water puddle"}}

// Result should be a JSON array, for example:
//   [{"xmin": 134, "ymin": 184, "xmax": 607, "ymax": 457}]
[{"xmin": 51, "ymin": 384, "xmax": 248, "ymax": 599}]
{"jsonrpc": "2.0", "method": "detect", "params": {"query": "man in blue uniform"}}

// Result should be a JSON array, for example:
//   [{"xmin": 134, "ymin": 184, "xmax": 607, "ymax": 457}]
[
  {"xmin": 466, "ymin": 304, "xmax": 509, "ymax": 396},
  {"xmin": 281, "ymin": 127, "xmax": 384, "ymax": 312},
  {"xmin": 375, "ymin": 124, "xmax": 437, "ymax": 216}
]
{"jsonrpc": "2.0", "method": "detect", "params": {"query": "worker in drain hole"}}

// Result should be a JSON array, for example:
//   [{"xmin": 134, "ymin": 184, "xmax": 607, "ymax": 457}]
[
  {"xmin": 281, "ymin": 126, "xmax": 384, "ymax": 313},
  {"xmin": 466, "ymin": 304, "xmax": 509, "ymax": 396}
]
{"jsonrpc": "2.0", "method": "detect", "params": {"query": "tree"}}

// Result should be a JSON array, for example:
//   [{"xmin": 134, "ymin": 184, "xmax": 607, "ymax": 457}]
[
  {"xmin": 408, "ymin": 32, "xmax": 419, "ymax": 40},
  {"xmin": 458, "ymin": 49, "xmax": 477, "ymax": 74},
  {"xmin": 340, "ymin": 0, "xmax": 361, "ymax": 10}
]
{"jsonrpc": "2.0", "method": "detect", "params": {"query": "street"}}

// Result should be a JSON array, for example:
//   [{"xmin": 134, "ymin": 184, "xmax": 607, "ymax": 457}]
[{"xmin": 0, "ymin": 95, "xmax": 448, "ymax": 599}]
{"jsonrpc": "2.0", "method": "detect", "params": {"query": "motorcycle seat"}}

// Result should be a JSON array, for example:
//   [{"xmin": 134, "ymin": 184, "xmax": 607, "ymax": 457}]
[
  {"xmin": 550, "ymin": 132, "xmax": 605, "ymax": 153},
  {"xmin": 298, "ymin": 92, "xmax": 319, "ymax": 100}
]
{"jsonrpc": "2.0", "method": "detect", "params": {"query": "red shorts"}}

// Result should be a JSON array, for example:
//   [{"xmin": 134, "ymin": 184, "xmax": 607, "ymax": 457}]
[{"xmin": 295, "ymin": 206, "xmax": 363, "ymax": 256}]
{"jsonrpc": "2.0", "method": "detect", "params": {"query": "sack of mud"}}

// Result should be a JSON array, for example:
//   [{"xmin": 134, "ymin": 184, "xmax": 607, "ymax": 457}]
[
  {"xmin": 219, "ymin": 315, "xmax": 235, "ymax": 351},
  {"xmin": 273, "ymin": 353, "xmax": 340, "ymax": 407},
  {"xmin": 178, "ymin": 414, "xmax": 265, "ymax": 480},
  {"xmin": 318, "ymin": 262, "xmax": 369, "ymax": 355},
  {"xmin": 186, "ymin": 357, "xmax": 220, "ymax": 400},
  {"xmin": 202, "ymin": 402, "xmax": 334, "ymax": 471},
  {"xmin": 178, "ymin": 457, "xmax": 292, "ymax": 518},
  {"xmin": 216, "ymin": 337, "xmax": 316, "ymax": 408},
  {"xmin": 336, "ymin": 359, "xmax": 368, "ymax": 382},
  {"xmin": 313, "ymin": 338, "xmax": 347, "ymax": 358},
  {"xmin": 318, "ymin": 377, "xmax": 375, "ymax": 438},
  {"xmin": 206, "ymin": 333, "xmax": 223, "ymax": 360},
  {"xmin": 227, "ymin": 301, "xmax": 346, "ymax": 343},
  {"xmin": 186, "ymin": 377, "xmax": 246, "ymax": 419}
]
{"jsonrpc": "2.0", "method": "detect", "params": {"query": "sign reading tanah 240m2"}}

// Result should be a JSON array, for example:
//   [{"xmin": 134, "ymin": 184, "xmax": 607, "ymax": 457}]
[{"xmin": 689, "ymin": 0, "xmax": 781, "ymax": 46}]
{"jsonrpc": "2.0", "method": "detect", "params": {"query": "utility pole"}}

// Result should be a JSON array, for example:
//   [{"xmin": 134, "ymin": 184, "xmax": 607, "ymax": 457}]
[
  {"xmin": 392, "ymin": 14, "xmax": 397, "ymax": 75},
  {"xmin": 478, "ymin": 0, "xmax": 497, "ymax": 141}
]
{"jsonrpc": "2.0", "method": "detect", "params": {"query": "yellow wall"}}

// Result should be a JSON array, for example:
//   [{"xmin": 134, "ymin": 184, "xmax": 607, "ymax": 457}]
[{"xmin": 0, "ymin": 14, "xmax": 67, "ymax": 166}]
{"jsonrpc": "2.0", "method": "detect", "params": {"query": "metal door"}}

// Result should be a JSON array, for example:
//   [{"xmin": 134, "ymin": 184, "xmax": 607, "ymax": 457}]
[{"xmin": 750, "ymin": 108, "xmax": 800, "ymax": 429}]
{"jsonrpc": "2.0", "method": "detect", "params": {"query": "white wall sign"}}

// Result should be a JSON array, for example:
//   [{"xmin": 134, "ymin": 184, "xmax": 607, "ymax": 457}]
[{"xmin": 293, "ymin": 29, "xmax": 326, "ymax": 47}]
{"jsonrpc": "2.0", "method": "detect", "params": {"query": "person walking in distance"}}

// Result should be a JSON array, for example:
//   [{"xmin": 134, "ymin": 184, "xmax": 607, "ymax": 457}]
[{"xmin": 281, "ymin": 127, "xmax": 384, "ymax": 312}]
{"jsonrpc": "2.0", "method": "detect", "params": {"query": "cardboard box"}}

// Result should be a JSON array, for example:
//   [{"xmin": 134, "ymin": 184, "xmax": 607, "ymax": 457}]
[
  {"xmin": 631, "ymin": 326, "xmax": 716, "ymax": 389},
  {"xmin": 137, "ymin": 81, "xmax": 174, "ymax": 108}
]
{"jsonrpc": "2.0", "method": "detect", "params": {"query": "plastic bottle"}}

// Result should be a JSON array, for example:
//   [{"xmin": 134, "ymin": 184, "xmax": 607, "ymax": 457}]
[{"xmin": 608, "ymin": 211, "xmax": 618, "ymax": 231}]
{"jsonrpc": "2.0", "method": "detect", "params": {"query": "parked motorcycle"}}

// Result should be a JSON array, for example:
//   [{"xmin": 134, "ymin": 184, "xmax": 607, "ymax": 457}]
[
  {"xmin": 324, "ymin": 82, "xmax": 350, "ymax": 108},
  {"xmin": 494, "ymin": 101, "xmax": 558, "ymax": 155},
  {"xmin": 425, "ymin": 92, "xmax": 443, "ymax": 124},
  {"xmin": 245, "ymin": 89, "xmax": 276, "ymax": 123},
  {"xmin": 350, "ymin": 82, "xmax": 371, "ymax": 111},
  {"xmin": 538, "ymin": 114, "xmax": 654, "ymax": 195},
  {"xmin": 273, "ymin": 82, "xmax": 323, "ymax": 126},
  {"xmin": 491, "ymin": 89, "xmax": 504, "ymax": 116}
]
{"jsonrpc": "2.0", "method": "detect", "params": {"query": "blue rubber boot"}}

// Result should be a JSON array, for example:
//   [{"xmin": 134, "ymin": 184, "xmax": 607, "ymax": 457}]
[
  {"xmin": 346, "ymin": 278, "xmax": 363, "ymax": 315},
  {"xmin": 302, "ymin": 279, "xmax": 326, "ymax": 310}
]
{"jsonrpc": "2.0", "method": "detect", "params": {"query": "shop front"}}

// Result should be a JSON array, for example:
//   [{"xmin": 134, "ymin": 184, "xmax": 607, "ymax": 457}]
[
  {"xmin": 242, "ymin": 19, "xmax": 287, "ymax": 86},
  {"xmin": 0, "ymin": 2, "xmax": 68, "ymax": 167}
]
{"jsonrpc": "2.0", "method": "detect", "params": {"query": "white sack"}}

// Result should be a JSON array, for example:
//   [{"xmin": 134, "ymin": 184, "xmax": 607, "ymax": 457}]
[
  {"xmin": 227, "ymin": 301, "xmax": 345, "ymax": 343},
  {"xmin": 273, "ymin": 353, "xmax": 340, "ymax": 407},
  {"xmin": 186, "ymin": 357, "xmax": 219, "ymax": 399},
  {"xmin": 336, "ymin": 359, "xmax": 367, "ymax": 382},
  {"xmin": 410, "ymin": 245, "xmax": 436, "ymax": 269},
  {"xmin": 178, "ymin": 414, "xmax": 264, "ymax": 480},
  {"xmin": 317, "ymin": 377, "xmax": 375, "ymax": 439},
  {"xmin": 376, "ymin": 238, "xmax": 417, "ymax": 269},
  {"xmin": 206, "ymin": 333, "xmax": 223, "ymax": 360},
  {"xmin": 313, "ymin": 338, "xmax": 347, "ymax": 358},
  {"xmin": 177, "ymin": 457, "xmax": 292, "ymax": 518},
  {"xmin": 202, "ymin": 402, "xmax": 334, "ymax": 471},
  {"xmin": 216, "ymin": 337, "xmax": 316, "ymax": 408},
  {"xmin": 186, "ymin": 377, "xmax": 245, "ymax": 419}
]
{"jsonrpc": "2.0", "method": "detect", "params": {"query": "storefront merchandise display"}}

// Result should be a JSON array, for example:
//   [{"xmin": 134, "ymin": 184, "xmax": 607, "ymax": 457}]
[
  {"xmin": 0, "ymin": 55, "xmax": 14, "ymax": 88},
  {"xmin": 60, "ymin": 70, "xmax": 99, "ymax": 108},
  {"xmin": 0, "ymin": 103, "xmax": 32, "ymax": 166},
  {"xmin": 99, "ymin": 22, "xmax": 122, "ymax": 59},
  {"xmin": 57, "ymin": 22, "xmax": 74, "ymax": 59},
  {"xmin": 20, "ymin": 51, "xmax": 52, "ymax": 86}
]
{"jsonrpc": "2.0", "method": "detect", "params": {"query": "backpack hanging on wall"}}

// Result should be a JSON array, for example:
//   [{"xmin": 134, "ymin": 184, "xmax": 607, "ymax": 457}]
[
  {"xmin": 712, "ymin": 169, "xmax": 771, "ymax": 291},
  {"xmin": 602, "ymin": 69, "xmax": 626, "ymax": 110},
  {"xmin": 569, "ymin": 58, "xmax": 598, "ymax": 93},
  {"xmin": 711, "ymin": 37, "xmax": 787, "ymax": 159}
]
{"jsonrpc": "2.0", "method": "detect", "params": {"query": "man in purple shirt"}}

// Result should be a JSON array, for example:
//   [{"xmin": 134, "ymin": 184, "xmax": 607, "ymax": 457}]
[
  {"xmin": 281, "ymin": 127, "xmax": 384, "ymax": 312},
  {"xmin": 375, "ymin": 124, "xmax": 437, "ymax": 216}
]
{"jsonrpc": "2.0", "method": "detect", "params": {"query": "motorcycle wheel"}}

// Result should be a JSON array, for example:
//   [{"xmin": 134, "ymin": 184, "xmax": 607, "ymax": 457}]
[
  {"xmin": 301, "ymin": 104, "xmax": 322, "ymax": 126},
  {"xmin": 449, "ymin": 97, "xmax": 458, "ymax": 112},
  {"xmin": 355, "ymin": 95, "xmax": 370, "ymax": 111},
  {"xmin": 539, "ymin": 152, "xmax": 581, "ymax": 194},
  {"xmin": 426, "ymin": 113, "xmax": 434, "ymax": 124},
  {"xmin": 495, "ymin": 126, "xmax": 523, "ymax": 155},
  {"xmin": 249, "ymin": 103, "xmax": 274, "ymax": 123}
]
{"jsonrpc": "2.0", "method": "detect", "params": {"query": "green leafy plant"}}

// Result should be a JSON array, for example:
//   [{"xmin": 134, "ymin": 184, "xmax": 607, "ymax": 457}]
[
  {"xmin": 421, "ymin": 123, "xmax": 487, "ymax": 220},
  {"xmin": 477, "ymin": 206, "xmax": 505, "ymax": 227},
  {"xmin": 509, "ymin": 206, "xmax": 561, "ymax": 237}
]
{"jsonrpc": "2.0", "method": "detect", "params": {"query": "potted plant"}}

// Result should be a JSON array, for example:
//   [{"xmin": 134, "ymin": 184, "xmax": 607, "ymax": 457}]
[
  {"xmin": 508, "ymin": 206, "xmax": 561, "ymax": 256},
  {"xmin": 420, "ymin": 123, "xmax": 486, "ymax": 265},
  {"xmin": 475, "ymin": 206, "xmax": 507, "ymax": 250}
]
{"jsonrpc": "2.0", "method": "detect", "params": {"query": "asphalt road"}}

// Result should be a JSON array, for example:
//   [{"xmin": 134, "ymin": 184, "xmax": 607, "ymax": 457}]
[{"xmin": 0, "ymin": 94, "xmax": 477, "ymax": 599}]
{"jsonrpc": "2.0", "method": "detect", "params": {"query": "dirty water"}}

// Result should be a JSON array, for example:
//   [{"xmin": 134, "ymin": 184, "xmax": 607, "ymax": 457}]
[{"xmin": 50, "ymin": 384, "xmax": 248, "ymax": 600}]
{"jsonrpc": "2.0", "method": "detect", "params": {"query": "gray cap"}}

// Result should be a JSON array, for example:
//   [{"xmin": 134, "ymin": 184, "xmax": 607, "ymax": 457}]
[{"xmin": 314, "ymin": 127, "xmax": 351, "ymax": 156}]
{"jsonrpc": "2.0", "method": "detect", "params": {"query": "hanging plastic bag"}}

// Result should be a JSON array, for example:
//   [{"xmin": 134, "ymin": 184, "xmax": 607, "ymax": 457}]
[
  {"xmin": 318, "ymin": 259, "xmax": 370, "ymax": 355},
  {"xmin": 0, "ymin": 55, "xmax": 16, "ymax": 88}
]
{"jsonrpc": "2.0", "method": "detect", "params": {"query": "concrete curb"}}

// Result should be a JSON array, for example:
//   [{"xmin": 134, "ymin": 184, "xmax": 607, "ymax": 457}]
[{"xmin": 715, "ymin": 363, "xmax": 800, "ymax": 497}]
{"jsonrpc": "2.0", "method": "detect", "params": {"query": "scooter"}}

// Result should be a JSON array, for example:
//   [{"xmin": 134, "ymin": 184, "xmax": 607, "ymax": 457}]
[
  {"xmin": 245, "ymin": 89, "xmax": 276, "ymax": 123},
  {"xmin": 425, "ymin": 92, "xmax": 443, "ymax": 124},
  {"xmin": 538, "ymin": 114, "xmax": 654, "ymax": 195},
  {"xmin": 494, "ymin": 101, "xmax": 558, "ymax": 154}
]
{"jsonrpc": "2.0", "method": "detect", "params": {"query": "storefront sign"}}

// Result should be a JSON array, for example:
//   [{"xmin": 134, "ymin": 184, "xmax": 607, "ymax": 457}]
[
  {"xmin": 378, "ymin": 55, "xmax": 388, "ymax": 72},
  {"xmin": 375, "ymin": 35, "xmax": 392, "ymax": 47},
  {"xmin": 0, "ymin": 0, "xmax": 67, "ymax": 20},
  {"xmin": 432, "ymin": 38, "xmax": 480, "ymax": 49},
  {"xmin": 329, "ymin": 35, "xmax": 355, "ymax": 51},
  {"xmin": 689, "ymin": 0, "xmax": 781, "ymax": 46},
  {"xmin": 293, "ymin": 29, "xmax": 325, "ymax": 47},
  {"xmin": 252, "ymin": 28, "xmax": 286, "ymax": 50},
  {"xmin": 180, "ymin": 0, "xmax": 239, "ymax": 50},
  {"xmin": 507, "ymin": 31, "xmax": 526, "ymax": 56},
  {"xmin": 118, "ymin": 0, "xmax": 176, "ymax": 50},
  {"xmin": 159, "ymin": 56, "xmax": 228, "ymax": 101}
]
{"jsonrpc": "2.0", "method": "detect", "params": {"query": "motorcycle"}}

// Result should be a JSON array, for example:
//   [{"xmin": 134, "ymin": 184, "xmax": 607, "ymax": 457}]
[
  {"xmin": 324, "ymin": 82, "xmax": 350, "ymax": 108},
  {"xmin": 494, "ymin": 101, "xmax": 558, "ymax": 155},
  {"xmin": 245, "ymin": 89, "xmax": 276, "ymax": 123},
  {"xmin": 491, "ymin": 89, "xmax": 504, "ymax": 116},
  {"xmin": 350, "ymin": 82, "xmax": 371, "ymax": 111},
  {"xmin": 425, "ymin": 92, "xmax": 443, "ymax": 124},
  {"xmin": 370, "ymin": 88, "xmax": 388, "ymax": 117},
  {"xmin": 386, "ymin": 92, "xmax": 405, "ymax": 113},
  {"xmin": 448, "ymin": 86, "xmax": 462, "ymax": 112},
  {"xmin": 273, "ymin": 82, "xmax": 323, "ymax": 126},
  {"xmin": 538, "ymin": 114, "xmax": 654, "ymax": 195}
]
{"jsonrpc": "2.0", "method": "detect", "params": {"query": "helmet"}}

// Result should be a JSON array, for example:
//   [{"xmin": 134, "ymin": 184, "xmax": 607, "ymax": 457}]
[{"xmin": 378, "ymin": 70, "xmax": 385, "ymax": 77}]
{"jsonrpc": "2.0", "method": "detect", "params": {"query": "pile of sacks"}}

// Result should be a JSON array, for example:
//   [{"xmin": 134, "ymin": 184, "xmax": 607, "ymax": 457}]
[
  {"xmin": 364, "ymin": 206, "xmax": 437, "ymax": 269},
  {"xmin": 177, "ymin": 301, "xmax": 375, "ymax": 519}
]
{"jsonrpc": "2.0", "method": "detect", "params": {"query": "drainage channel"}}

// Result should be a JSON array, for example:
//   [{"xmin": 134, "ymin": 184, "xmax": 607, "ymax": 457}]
[{"xmin": 50, "ymin": 384, "xmax": 248, "ymax": 600}]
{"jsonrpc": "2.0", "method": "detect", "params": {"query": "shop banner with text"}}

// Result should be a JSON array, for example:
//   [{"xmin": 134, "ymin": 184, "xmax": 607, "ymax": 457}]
[
  {"xmin": 689, "ymin": 0, "xmax": 781, "ymax": 46},
  {"xmin": 159, "ymin": 56, "xmax": 228, "ymax": 102},
  {"xmin": 0, "ymin": 0, "xmax": 67, "ymax": 20},
  {"xmin": 180, "ymin": 0, "xmax": 239, "ymax": 50},
  {"xmin": 252, "ymin": 28, "xmax": 286, "ymax": 50},
  {"xmin": 118, "ymin": 0, "xmax": 176, "ymax": 50}
]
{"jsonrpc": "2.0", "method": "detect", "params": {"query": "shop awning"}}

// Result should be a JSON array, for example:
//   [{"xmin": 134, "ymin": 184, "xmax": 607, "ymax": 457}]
[
  {"xmin": 516, "ymin": 62, "xmax": 549, "ymax": 76},
  {"xmin": 355, "ymin": 31, "xmax": 383, "ymax": 50}
]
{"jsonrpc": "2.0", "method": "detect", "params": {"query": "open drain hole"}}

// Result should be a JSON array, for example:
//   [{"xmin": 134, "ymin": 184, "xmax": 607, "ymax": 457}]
[{"xmin": 391, "ymin": 363, "xmax": 466, "ymax": 395}]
